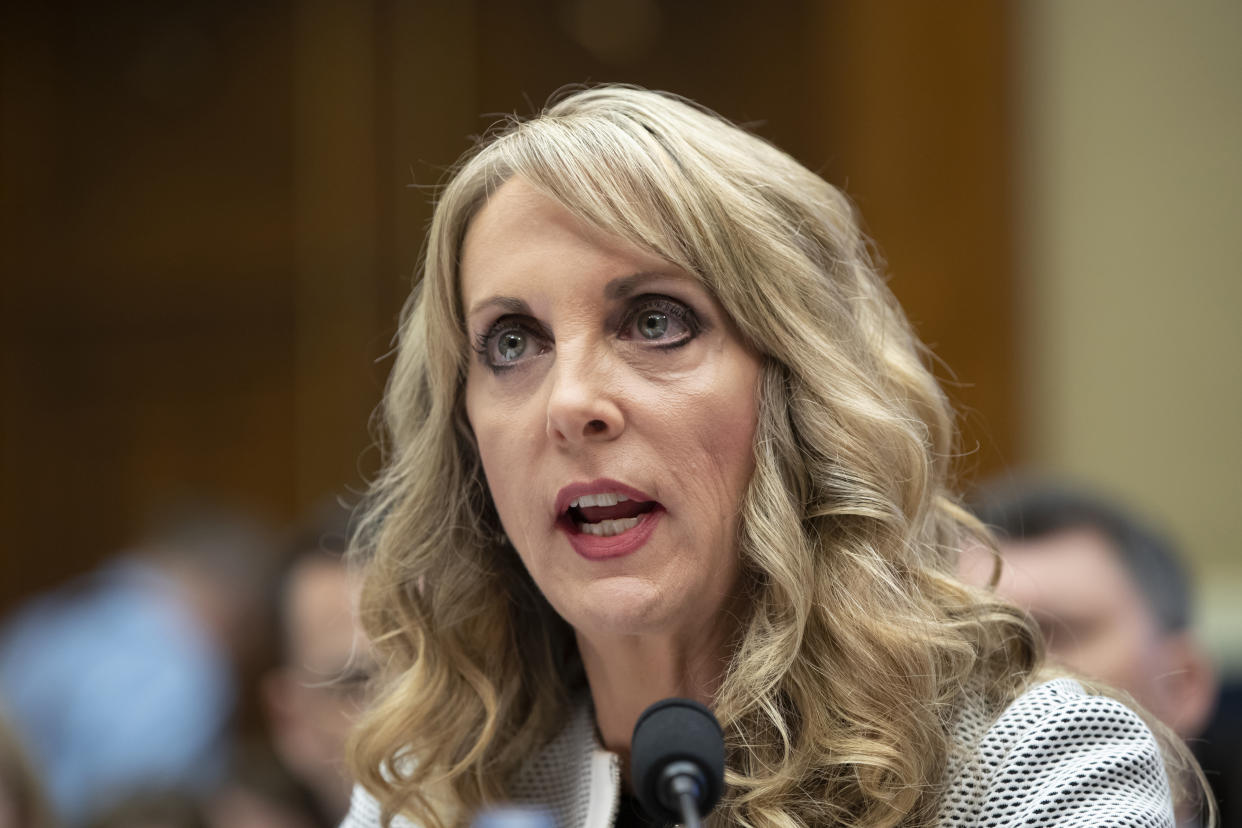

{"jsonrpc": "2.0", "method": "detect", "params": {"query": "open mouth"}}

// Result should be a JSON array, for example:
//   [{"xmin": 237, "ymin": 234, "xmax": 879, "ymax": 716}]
[{"xmin": 563, "ymin": 493, "xmax": 661, "ymax": 537}]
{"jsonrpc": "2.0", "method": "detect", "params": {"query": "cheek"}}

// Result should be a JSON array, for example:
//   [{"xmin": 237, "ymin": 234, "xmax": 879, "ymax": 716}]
[
  {"xmin": 715, "ymin": 357, "xmax": 763, "ymax": 477},
  {"xmin": 700, "ymin": 405, "xmax": 757, "ymax": 502},
  {"xmin": 668, "ymin": 360, "xmax": 761, "ymax": 524},
  {"xmin": 466, "ymin": 372, "xmax": 528, "ymax": 468},
  {"xmin": 465, "ymin": 382, "xmax": 511, "ymax": 516},
  {"xmin": 1060, "ymin": 615, "xmax": 1151, "ymax": 688},
  {"xmin": 466, "ymin": 378, "xmax": 545, "ymax": 541}
]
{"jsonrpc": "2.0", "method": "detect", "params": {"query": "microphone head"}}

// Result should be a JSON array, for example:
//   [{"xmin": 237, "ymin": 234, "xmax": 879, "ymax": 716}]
[{"xmin": 630, "ymin": 698, "xmax": 725, "ymax": 823}]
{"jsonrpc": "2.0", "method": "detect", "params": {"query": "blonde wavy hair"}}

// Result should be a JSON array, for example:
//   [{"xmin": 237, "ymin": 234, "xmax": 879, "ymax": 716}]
[{"xmin": 347, "ymin": 86, "xmax": 1202, "ymax": 827}]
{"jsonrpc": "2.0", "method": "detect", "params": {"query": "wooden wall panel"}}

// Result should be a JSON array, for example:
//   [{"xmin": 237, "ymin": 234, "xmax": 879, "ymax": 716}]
[
  {"xmin": 472, "ymin": 0, "xmax": 833, "ymax": 175},
  {"xmin": 820, "ymin": 2, "xmax": 1019, "ymax": 482},
  {"xmin": 1, "ymin": 1, "xmax": 303, "ymax": 607},
  {"xmin": 291, "ymin": 0, "xmax": 385, "ymax": 506}
]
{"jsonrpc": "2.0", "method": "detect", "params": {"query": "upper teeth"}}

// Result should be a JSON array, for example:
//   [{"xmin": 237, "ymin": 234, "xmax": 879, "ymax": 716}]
[{"xmin": 570, "ymin": 493, "xmax": 630, "ymax": 508}]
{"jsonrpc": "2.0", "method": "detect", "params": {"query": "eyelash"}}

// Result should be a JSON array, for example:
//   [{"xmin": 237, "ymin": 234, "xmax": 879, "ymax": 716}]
[
  {"xmin": 471, "ymin": 320, "xmax": 544, "ymax": 371},
  {"xmin": 620, "ymin": 296, "xmax": 699, "ymax": 347},
  {"xmin": 473, "ymin": 294, "xmax": 702, "ymax": 372}
]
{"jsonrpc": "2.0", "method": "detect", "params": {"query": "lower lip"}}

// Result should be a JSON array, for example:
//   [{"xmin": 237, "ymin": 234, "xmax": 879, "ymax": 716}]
[{"xmin": 558, "ymin": 508, "xmax": 663, "ymax": 561}]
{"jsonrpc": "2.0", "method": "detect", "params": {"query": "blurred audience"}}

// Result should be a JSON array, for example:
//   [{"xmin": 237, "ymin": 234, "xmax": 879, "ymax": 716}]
[
  {"xmin": 82, "ymin": 790, "xmax": 208, "ymax": 828},
  {"xmin": 203, "ymin": 742, "xmax": 322, "ymax": 828},
  {"xmin": 964, "ymin": 478, "xmax": 1217, "ymax": 735},
  {"xmin": 964, "ymin": 477, "xmax": 1238, "ymax": 825},
  {"xmin": 0, "ymin": 501, "xmax": 275, "ymax": 826},
  {"xmin": 0, "ymin": 709, "xmax": 55, "ymax": 828},
  {"xmin": 256, "ymin": 501, "xmax": 371, "ymax": 827}
]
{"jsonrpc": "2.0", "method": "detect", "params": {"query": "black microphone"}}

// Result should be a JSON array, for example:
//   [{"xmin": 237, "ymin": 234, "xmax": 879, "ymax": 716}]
[{"xmin": 630, "ymin": 698, "xmax": 725, "ymax": 828}]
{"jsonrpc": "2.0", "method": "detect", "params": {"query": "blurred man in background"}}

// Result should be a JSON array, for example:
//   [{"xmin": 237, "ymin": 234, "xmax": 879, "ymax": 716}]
[
  {"xmin": 0, "ymin": 501, "xmax": 275, "ymax": 825},
  {"xmin": 255, "ymin": 501, "xmax": 371, "ymax": 827},
  {"xmin": 963, "ymin": 478, "xmax": 1234, "ymax": 825},
  {"xmin": 964, "ymin": 479, "xmax": 1217, "ymax": 736},
  {"xmin": 0, "ymin": 709, "xmax": 55, "ymax": 828}
]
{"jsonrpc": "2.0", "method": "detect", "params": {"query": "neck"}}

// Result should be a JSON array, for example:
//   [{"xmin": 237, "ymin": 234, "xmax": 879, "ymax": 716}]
[{"xmin": 576, "ymin": 618, "xmax": 735, "ymax": 782}]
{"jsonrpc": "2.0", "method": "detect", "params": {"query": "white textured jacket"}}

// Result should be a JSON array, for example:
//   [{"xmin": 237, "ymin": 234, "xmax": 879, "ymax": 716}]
[{"xmin": 341, "ymin": 678, "xmax": 1175, "ymax": 827}]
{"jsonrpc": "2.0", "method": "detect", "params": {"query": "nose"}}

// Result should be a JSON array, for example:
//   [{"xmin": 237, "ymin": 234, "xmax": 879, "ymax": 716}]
[{"xmin": 545, "ymin": 346, "xmax": 625, "ymax": 446}]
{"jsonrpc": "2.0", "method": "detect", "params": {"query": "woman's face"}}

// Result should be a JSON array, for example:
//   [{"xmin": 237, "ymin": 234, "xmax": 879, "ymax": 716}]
[{"xmin": 461, "ymin": 178, "xmax": 762, "ymax": 641}]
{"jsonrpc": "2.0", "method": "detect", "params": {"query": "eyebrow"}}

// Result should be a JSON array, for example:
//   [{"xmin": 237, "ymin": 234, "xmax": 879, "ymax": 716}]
[
  {"xmin": 465, "ymin": 295, "xmax": 530, "ymax": 322},
  {"xmin": 465, "ymin": 271, "xmax": 688, "ymax": 322},
  {"xmin": 606, "ymin": 270, "xmax": 688, "ymax": 299}
]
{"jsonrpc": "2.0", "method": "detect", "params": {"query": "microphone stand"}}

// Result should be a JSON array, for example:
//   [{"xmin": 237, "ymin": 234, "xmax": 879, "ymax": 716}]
[{"xmin": 666, "ymin": 768, "xmax": 705, "ymax": 828}]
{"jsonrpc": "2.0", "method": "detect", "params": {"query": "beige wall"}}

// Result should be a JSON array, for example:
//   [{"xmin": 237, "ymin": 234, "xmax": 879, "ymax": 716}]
[{"xmin": 1020, "ymin": 1, "xmax": 1242, "ymax": 670}]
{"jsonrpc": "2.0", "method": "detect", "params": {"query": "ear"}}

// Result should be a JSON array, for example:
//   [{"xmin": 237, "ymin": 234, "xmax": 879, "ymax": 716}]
[{"xmin": 1158, "ymin": 631, "xmax": 1218, "ymax": 739}]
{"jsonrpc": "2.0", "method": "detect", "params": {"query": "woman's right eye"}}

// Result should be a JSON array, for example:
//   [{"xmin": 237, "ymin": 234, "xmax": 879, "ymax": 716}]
[
  {"xmin": 494, "ymin": 329, "xmax": 528, "ymax": 362},
  {"xmin": 475, "ymin": 319, "xmax": 546, "ymax": 369}
]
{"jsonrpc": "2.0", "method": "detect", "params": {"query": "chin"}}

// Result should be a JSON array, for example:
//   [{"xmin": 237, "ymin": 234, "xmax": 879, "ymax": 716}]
[{"xmin": 560, "ymin": 576, "xmax": 679, "ymax": 638}]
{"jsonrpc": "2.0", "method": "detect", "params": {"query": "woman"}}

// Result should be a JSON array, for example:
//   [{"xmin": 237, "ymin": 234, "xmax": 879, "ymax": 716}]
[{"xmin": 342, "ymin": 86, "xmax": 1205, "ymax": 827}]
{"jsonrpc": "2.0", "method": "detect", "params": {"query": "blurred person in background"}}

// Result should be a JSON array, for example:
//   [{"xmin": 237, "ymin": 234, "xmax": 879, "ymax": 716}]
[
  {"xmin": 0, "ymin": 709, "xmax": 55, "ymax": 828},
  {"xmin": 0, "ymin": 501, "xmax": 275, "ymax": 826},
  {"xmin": 82, "ymin": 790, "xmax": 208, "ymax": 828},
  {"xmin": 963, "ymin": 478, "xmax": 1234, "ymax": 825},
  {"xmin": 202, "ymin": 742, "xmax": 323, "ymax": 828},
  {"xmin": 256, "ymin": 501, "xmax": 371, "ymax": 827}
]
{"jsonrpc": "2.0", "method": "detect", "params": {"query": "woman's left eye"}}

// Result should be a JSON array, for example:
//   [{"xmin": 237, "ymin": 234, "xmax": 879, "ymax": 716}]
[
  {"xmin": 635, "ymin": 310, "xmax": 670, "ymax": 339},
  {"xmin": 621, "ymin": 297, "xmax": 698, "ymax": 346}
]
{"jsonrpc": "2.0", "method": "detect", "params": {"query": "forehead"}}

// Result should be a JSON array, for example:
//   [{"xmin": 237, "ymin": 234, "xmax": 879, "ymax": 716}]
[
  {"xmin": 283, "ymin": 557, "xmax": 359, "ymax": 658},
  {"xmin": 286, "ymin": 558, "xmax": 350, "ymax": 625},
  {"xmin": 459, "ymin": 178, "xmax": 678, "ymax": 304},
  {"xmin": 997, "ymin": 526, "xmax": 1147, "ymax": 613}
]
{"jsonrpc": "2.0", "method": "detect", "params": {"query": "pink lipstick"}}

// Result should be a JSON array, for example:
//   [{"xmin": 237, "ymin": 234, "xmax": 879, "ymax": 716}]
[{"xmin": 555, "ymin": 478, "xmax": 664, "ymax": 560}]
